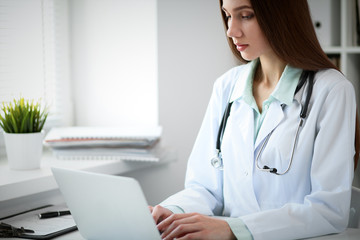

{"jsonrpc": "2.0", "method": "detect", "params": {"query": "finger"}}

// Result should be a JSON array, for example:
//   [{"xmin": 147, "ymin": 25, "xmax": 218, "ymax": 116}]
[
  {"xmin": 151, "ymin": 206, "xmax": 162, "ymax": 224},
  {"xmin": 162, "ymin": 223, "xmax": 200, "ymax": 240},
  {"xmin": 160, "ymin": 214, "xmax": 199, "ymax": 239},
  {"xmin": 148, "ymin": 206, "xmax": 154, "ymax": 213},
  {"xmin": 157, "ymin": 212, "xmax": 197, "ymax": 230},
  {"xmin": 152, "ymin": 205, "xmax": 171, "ymax": 224},
  {"xmin": 157, "ymin": 213, "xmax": 186, "ymax": 232},
  {"xmin": 156, "ymin": 213, "xmax": 175, "ymax": 232}
]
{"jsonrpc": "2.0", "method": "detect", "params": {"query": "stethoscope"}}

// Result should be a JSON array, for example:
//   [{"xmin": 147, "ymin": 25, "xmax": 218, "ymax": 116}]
[{"xmin": 211, "ymin": 70, "xmax": 315, "ymax": 175}]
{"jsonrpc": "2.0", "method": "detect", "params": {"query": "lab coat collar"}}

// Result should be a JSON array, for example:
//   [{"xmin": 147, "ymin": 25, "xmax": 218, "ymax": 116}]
[
  {"xmin": 254, "ymin": 101, "xmax": 284, "ymax": 149},
  {"xmin": 229, "ymin": 60, "xmax": 305, "ymax": 149},
  {"xmin": 254, "ymin": 74, "xmax": 308, "ymax": 149},
  {"xmin": 271, "ymin": 65, "xmax": 302, "ymax": 106},
  {"xmin": 230, "ymin": 61, "xmax": 254, "ymax": 103},
  {"xmin": 230, "ymin": 60, "xmax": 302, "ymax": 106},
  {"xmin": 253, "ymin": 73, "xmax": 308, "ymax": 149}
]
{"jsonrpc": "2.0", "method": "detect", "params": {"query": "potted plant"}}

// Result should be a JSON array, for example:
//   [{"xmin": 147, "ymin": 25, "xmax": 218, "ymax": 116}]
[{"xmin": 0, "ymin": 97, "xmax": 49, "ymax": 170}]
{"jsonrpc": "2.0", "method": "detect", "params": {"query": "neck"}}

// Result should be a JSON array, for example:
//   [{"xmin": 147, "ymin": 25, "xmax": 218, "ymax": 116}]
[{"xmin": 256, "ymin": 55, "xmax": 286, "ymax": 86}]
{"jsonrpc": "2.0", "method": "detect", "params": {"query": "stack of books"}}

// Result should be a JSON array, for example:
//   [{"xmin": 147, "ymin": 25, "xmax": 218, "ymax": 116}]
[{"xmin": 43, "ymin": 126, "xmax": 163, "ymax": 162}]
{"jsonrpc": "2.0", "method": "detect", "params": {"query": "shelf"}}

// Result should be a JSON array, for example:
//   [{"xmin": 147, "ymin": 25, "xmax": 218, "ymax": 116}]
[
  {"xmin": 322, "ymin": 46, "xmax": 343, "ymax": 54},
  {"xmin": 310, "ymin": 0, "xmax": 360, "ymax": 102},
  {"xmin": 345, "ymin": 47, "xmax": 360, "ymax": 54},
  {"xmin": 322, "ymin": 47, "xmax": 344, "ymax": 54},
  {"xmin": 322, "ymin": 47, "xmax": 360, "ymax": 54}
]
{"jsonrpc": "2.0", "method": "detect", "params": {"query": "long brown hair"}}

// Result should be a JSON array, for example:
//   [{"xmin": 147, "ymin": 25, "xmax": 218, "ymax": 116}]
[
  {"xmin": 219, "ymin": 0, "xmax": 338, "ymax": 71},
  {"xmin": 219, "ymin": 0, "xmax": 359, "ymax": 169}
]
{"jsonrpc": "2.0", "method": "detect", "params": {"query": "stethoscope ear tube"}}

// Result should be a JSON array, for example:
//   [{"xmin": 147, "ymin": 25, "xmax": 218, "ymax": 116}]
[
  {"xmin": 216, "ymin": 101, "xmax": 234, "ymax": 150},
  {"xmin": 300, "ymin": 71, "xmax": 315, "ymax": 119},
  {"xmin": 212, "ymin": 101, "xmax": 233, "ymax": 169}
]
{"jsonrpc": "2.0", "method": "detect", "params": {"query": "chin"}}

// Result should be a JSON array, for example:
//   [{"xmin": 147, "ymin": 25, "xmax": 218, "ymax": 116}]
[
  {"xmin": 240, "ymin": 55, "xmax": 254, "ymax": 61},
  {"xmin": 240, "ymin": 52, "xmax": 257, "ymax": 62}
]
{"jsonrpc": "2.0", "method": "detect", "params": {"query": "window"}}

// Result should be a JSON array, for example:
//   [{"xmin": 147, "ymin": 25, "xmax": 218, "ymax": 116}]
[{"xmin": 0, "ymin": 0, "xmax": 72, "ymax": 156}]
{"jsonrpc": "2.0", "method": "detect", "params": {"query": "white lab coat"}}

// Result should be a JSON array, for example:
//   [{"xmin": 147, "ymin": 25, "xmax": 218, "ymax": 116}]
[{"xmin": 160, "ymin": 63, "xmax": 356, "ymax": 240}]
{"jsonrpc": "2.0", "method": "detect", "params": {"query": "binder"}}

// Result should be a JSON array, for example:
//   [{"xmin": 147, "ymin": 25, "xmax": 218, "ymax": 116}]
[{"xmin": 308, "ymin": 0, "xmax": 341, "ymax": 47}]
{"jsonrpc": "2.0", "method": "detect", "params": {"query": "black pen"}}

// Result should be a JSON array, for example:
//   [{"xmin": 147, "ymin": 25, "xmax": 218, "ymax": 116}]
[{"xmin": 38, "ymin": 210, "xmax": 71, "ymax": 219}]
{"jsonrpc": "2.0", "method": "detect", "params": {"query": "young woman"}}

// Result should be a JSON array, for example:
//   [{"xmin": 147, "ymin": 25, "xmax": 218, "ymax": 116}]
[{"xmin": 150, "ymin": 0, "xmax": 358, "ymax": 239}]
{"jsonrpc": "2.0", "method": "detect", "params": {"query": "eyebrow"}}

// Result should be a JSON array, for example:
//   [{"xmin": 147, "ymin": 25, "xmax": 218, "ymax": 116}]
[{"xmin": 222, "ymin": 5, "xmax": 253, "ymax": 12}]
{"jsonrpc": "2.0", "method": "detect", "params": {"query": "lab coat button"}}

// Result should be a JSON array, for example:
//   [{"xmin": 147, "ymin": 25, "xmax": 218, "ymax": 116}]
[{"xmin": 244, "ymin": 171, "xmax": 249, "ymax": 176}]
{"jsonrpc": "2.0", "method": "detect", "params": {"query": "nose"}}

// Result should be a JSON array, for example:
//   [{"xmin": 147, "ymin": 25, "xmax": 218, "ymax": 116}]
[{"xmin": 226, "ymin": 19, "xmax": 242, "ymax": 38}]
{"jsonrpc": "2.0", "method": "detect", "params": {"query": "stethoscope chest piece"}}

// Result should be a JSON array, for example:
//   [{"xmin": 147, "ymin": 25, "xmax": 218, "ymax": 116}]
[{"xmin": 211, "ymin": 151, "xmax": 223, "ymax": 170}]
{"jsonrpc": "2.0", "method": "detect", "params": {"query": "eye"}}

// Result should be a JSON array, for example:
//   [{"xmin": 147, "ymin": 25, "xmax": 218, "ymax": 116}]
[{"xmin": 241, "ymin": 13, "xmax": 254, "ymax": 20}]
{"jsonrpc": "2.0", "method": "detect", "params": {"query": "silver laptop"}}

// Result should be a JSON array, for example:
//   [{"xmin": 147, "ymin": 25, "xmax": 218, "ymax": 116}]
[{"xmin": 51, "ymin": 167, "xmax": 161, "ymax": 240}]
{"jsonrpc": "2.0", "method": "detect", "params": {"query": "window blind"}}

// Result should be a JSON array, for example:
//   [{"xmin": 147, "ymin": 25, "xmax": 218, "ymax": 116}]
[
  {"xmin": 0, "ymin": 0, "xmax": 72, "ymax": 155},
  {"xmin": 0, "ymin": 0, "xmax": 72, "ymax": 125},
  {"xmin": 0, "ymin": 0, "xmax": 45, "ymax": 101}
]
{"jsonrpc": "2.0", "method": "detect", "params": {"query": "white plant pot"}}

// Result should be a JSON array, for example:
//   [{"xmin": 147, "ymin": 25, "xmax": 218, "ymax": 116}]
[{"xmin": 3, "ymin": 131, "xmax": 45, "ymax": 170}]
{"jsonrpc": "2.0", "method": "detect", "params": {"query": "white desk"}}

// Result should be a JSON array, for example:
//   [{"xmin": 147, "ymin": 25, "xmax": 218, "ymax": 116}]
[
  {"xmin": 52, "ymin": 225, "xmax": 360, "ymax": 240},
  {"xmin": 2, "ymin": 150, "xmax": 359, "ymax": 240},
  {"xmin": 0, "ymin": 148, "xmax": 175, "ymax": 218},
  {"xmin": 308, "ymin": 228, "xmax": 360, "ymax": 239}
]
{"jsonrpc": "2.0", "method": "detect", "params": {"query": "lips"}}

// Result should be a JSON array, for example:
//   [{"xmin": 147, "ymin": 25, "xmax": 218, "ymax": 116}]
[{"xmin": 235, "ymin": 44, "xmax": 248, "ymax": 52}]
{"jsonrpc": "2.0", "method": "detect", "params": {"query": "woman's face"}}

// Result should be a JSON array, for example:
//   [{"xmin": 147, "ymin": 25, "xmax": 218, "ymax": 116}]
[{"xmin": 222, "ymin": 0, "xmax": 273, "ymax": 61}]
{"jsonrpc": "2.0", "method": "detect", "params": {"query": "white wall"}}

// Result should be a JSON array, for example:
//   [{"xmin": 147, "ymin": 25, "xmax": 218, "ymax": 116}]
[
  {"xmin": 123, "ymin": 0, "xmax": 237, "ymax": 205},
  {"xmin": 70, "ymin": 0, "xmax": 158, "ymax": 127}
]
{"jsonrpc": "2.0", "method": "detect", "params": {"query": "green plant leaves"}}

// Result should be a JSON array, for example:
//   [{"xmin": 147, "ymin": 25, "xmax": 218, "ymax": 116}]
[{"xmin": 0, "ymin": 98, "xmax": 49, "ymax": 133}]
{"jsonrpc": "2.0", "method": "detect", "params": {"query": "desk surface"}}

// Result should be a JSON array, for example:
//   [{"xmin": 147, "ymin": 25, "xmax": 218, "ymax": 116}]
[
  {"xmin": 52, "ymin": 227, "xmax": 360, "ymax": 240},
  {"xmin": 0, "ymin": 147, "xmax": 175, "ymax": 219},
  {"xmin": 308, "ymin": 228, "xmax": 360, "ymax": 239},
  {"xmin": 0, "ymin": 149, "xmax": 174, "ymax": 202},
  {"xmin": 1, "ymin": 149, "xmax": 359, "ymax": 239}
]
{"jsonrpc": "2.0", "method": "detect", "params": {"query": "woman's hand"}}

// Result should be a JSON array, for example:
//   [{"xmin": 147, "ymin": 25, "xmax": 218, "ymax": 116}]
[
  {"xmin": 157, "ymin": 212, "xmax": 236, "ymax": 240},
  {"xmin": 149, "ymin": 205, "xmax": 173, "ymax": 224}
]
